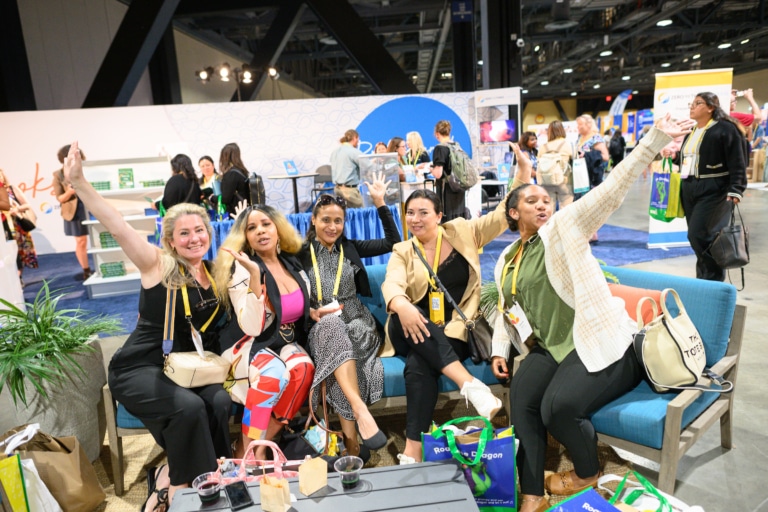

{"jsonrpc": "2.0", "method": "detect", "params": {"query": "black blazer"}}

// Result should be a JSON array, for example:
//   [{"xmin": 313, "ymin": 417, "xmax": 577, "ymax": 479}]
[
  {"xmin": 298, "ymin": 205, "xmax": 401, "ymax": 298},
  {"xmin": 218, "ymin": 252, "xmax": 312, "ymax": 360}
]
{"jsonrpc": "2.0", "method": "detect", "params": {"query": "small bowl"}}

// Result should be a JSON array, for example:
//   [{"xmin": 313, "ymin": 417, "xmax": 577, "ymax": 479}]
[{"xmin": 192, "ymin": 472, "xmax": 222, "ymax": 504}]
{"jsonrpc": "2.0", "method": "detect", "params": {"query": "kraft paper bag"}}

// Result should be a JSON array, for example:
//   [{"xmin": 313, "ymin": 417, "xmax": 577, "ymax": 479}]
[
  {"xmin": 260, "ymin": 475, "xmax": 290, "ymax": 512},
  {"xmin": 0, "ymin": 425, "xmax": 105, "ymax": 512}
]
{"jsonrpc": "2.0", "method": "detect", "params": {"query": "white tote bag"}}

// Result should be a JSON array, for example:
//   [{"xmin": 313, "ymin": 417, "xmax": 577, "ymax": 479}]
[{"xmin": 572, "ymin": 157, "xmax": 590, "ymax": 194}]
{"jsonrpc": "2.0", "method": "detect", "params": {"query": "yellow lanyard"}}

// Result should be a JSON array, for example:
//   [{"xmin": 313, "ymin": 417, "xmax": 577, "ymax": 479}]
[
  {"xmin": 414, "ymin": 228, "xmax": 443, "ymax": 290},
  {"xmin": 682, "ymin": 119, "xmax": 713, "ymax": 156},
  {"xmin": 180, "ymin": 264, "xmax": 220, "ymax": 333},
  {"xmin": 310, "ymin": 242, "xmax": 344, "ymax": 302},
  {"xmin": 498, "ymin": 243, "xmax": 524, "ymax": 311}
]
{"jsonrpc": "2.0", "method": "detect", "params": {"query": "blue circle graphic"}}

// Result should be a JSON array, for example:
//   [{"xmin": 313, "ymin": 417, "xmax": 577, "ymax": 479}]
[{"xmin": 356, "ymin": 97, "xmax": 472, "ymax": 158}]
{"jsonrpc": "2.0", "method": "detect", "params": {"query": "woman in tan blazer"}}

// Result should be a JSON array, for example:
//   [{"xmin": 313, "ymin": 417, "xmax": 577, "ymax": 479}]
[
  {"xmin": 381, "ymin": 144, "xmax": 530, "ymax": 464},
  {"xmin": 52, "ymin": 144, "xmax": 92, "ymax": 280}
]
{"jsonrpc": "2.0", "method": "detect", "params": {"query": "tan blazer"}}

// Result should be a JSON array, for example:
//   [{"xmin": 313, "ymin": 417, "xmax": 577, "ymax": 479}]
[
  {"xmin": 52, "ymin": 169, "xmax": 78, "ymax": 221},
  {"xmin": 380, "ymin": 197, "xmax": 509, "ymax": 356}
]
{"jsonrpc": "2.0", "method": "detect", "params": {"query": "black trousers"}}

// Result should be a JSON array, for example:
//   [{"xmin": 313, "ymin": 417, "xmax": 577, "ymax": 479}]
[
  {"xmin": 388, "ymin": 312, "xmax": 469, "ymax": 441},
  {"xmin": 680, "ymin": 176, "xmax": 731, "ymax": 281},
  {"xmin": 108, "ymin": 364, "xmax": 232, "ymax": 486},
  {"xmin": 510, "ymin": 345, "xmax": 642, "ymax": 495}
]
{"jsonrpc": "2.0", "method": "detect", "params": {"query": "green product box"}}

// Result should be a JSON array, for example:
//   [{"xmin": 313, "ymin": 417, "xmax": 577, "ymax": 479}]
[
  {"xmin": 100, "ymin": 261, "xmax": 126, "ymax": 278},
  {"xmin": 118, "ymin": 168, "xmax": 135, "ymax": 189}
]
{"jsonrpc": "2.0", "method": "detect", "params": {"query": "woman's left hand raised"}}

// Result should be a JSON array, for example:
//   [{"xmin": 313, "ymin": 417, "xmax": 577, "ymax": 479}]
[
  {"xmin": 364, "ymin": 171, "xmax": 390, "ymax": 207},
  {"xmin": 231, "ymin": 199, "xmax": 249, "ymax": 220},
  {"xmin": 509, "ymin": 142, "xmax": 533, "ymax": 184},
  {"xmin": 63, "ymin": 142, "xmax": 85, "ymax": 184},
  {"xmin": 655, "ymin": 114, "xmax": 695, "ymax": 139}
]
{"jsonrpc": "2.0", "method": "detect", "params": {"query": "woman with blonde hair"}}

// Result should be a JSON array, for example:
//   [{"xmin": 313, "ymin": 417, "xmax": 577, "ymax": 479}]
[
  {"xmin": 405, "ymin": 131, "xmax": 431, "ymax": 169},
  {"xmin": 214, "ymin": 205, "xmax": 315, "ymax": 460},
  {"xmin": 575, "ymin": 115, "xmax": 609, "ymax": 189}
]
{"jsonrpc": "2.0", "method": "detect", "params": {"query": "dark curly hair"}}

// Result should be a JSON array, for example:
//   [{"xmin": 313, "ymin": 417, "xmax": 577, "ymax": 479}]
[{"xmin": 504, "ymin": 184, "xmax": 536, "ymax": 232}]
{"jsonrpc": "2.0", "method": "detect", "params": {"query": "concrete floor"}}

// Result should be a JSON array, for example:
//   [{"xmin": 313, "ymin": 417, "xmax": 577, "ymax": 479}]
[{"xmin": 606, "ymin": 176, "xmax": 767, "ymax": 511}]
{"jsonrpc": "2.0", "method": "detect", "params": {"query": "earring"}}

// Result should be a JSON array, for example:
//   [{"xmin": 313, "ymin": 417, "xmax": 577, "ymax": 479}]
[{"xmin": 276, "ymin": 237, "xmax": 281, "ymax": 255}]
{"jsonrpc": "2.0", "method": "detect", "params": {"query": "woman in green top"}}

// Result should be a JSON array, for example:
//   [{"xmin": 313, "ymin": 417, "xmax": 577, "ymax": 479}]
[{"xmin": 489, "ymin": 116, "xmax": 694, "ymax": 512}]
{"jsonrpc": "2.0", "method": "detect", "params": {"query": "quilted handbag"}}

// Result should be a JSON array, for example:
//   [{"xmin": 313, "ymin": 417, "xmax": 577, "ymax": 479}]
[{"xmin": 632, "ymin": 289, "xmax": 732, "ymax": 394}]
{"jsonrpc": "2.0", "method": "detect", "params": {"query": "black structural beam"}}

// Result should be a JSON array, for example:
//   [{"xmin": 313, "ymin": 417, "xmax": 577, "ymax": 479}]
[
  {"xmin": 452, "ymin": 1, "xmax": 476, "ymax": 92},
  {"xmin": 149, "ymin": 24, "xmax": 182, "ymax": 105},
  {"xmin": 83, "ymin": 0, "xmax": 180, "ymax": 108},
  {"xmin": 483, "ymin": 0, "xmax": 522, "ymax": 90},
  {"xmin": 175, "ymin": 0, "xmax": 278, "ymax": 17},
  {"xmin": 305, "ymin": 0, "xmax": 418, "ymax": 95},
  {"xmin": 235, "ymin": 0, "xmax": 305, "ymax": 102},
  {"xmin": 0, "ymin": 0, "xmax": 36, "ymax": 111}
]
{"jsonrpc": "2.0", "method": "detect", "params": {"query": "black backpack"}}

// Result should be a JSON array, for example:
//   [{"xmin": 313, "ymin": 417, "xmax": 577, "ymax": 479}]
[{"xmin": 234, "ymin": 168, "xmax": 266, "ymax": 205}]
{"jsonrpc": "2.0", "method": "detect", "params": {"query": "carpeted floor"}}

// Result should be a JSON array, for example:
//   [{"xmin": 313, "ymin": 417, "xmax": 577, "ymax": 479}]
[{"xmin": 94, "ymin": 402, "xmax": 632, "ymax": 510}]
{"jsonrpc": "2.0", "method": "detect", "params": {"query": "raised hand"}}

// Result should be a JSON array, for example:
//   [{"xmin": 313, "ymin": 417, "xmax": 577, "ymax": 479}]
[
  {"xmin": 364, "ymin": 170, "xmax": 390, "ymax": 207},
  {"xmin": 509, "ymin": 142, "xmax": 533, "ymax": 184},
  {"xmin": 63, "ymin": 141, "xmax": 84, "ymax": 184},
  {"xmin": 654, "ymin": 114, "xmax": 695, "ymax": 139},
  {"xmin": 231, "ymin": 198, "xmax": 249, "ymax": 220},
  {"xmin": 222, "ymin": 247, "xmax": 261, "ymax": 285}
]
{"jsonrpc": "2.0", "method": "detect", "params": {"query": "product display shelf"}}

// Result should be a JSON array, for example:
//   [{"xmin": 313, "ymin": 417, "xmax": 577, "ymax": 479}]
[{"xmin": 81, "ymin": 157, "xmax": 167, "ymax": 299}]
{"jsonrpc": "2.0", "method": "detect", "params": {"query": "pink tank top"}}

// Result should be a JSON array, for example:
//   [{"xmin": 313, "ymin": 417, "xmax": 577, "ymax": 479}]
[{"xmin": 281, "ymin": 288, "xmax": 305, "ymax": 324}]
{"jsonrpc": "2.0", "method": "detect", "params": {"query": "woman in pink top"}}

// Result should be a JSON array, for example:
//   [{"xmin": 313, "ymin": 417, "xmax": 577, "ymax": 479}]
[{"xmin": 214, "ymin": 205, "xmax": 315, "ymax": 460}]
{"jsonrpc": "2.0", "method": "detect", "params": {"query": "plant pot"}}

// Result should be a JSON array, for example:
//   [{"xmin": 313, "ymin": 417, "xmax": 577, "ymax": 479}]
[{"xmin": 0, "ymin": 340, "xmax": 107, "ymax": 462}]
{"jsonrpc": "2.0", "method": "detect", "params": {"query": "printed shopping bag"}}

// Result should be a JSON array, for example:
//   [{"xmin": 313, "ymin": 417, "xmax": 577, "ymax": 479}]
[
  {"xmin": 600, "ymin": 471, "xmax": 702, "ymax": 512},
  {"xmin": 665, "ymin": 172, "xmax": 685, "ymax": 219},
  {"xmin": 649, "ymin": 169, "xmax": 672, "ymax": 222},
  {"xmin": 0, "ymin": 454, "xmax": 28, "ymax": 512},
  {"xmin": 422, "ymin": 416, "xmax": 516, "ymax": 511},
  {"xmin": 547, "ymin": 488, "xmax": 621, "ymax": 511},
  {"xmin": 572, "ymin": 157, "xmax": 590, "ymax": 194}
]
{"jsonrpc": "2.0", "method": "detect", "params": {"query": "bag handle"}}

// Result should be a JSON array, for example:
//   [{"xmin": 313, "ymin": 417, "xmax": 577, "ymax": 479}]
[
  {"xmin": 431, "ymin": 416, "xmax": 493, "ymax": 467},
  {"xmin": 307, "ymin": 381, "xmax": 342, "ymax": 455},
  {"xmin": 635, "ymin": 296, "xmax": 659, "ymax": 330},
  {"xmin": 0, "ymin": 423, "xmax": 41, "ymax": 455},
  {"xmin": 608, "ymin": 470, "xmax": 673, "ymax": 512},
  {"xmin": 658, "ymin": 288, "xmax": 685, "ymax": 321},
  {"xmin": 237, "ymin": 439, "xmax": 288, "ymax": 479}
]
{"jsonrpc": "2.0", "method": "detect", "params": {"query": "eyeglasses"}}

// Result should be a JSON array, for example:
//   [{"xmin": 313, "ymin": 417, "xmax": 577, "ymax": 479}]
[
  {"xmin": 194, "ymin": 297, "xmax": 219, "ymax": 313},
  {"xmin": 398, "ymin": 144, "xmax": 406, "ymax": 148},
  {"xmin": 317, "ymin": 194, "xmax": 347, "ymax": 208},
  {"xmin": 688, "ymin": 101, "xmax": 706, "ymax": 108}
]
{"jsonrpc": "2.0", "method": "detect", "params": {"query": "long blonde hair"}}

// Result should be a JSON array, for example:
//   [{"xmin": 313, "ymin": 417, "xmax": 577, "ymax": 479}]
[
  {"xmin": 406, "ymin": 131, "xmax": 427, "ymax": 163},
  {"xmin": 213, "ymin": 205, "xmax": 303, "ymax": 307},
  {"xmin": 159, "ymin": 203, "xmax": 216, "ymax": 293}
]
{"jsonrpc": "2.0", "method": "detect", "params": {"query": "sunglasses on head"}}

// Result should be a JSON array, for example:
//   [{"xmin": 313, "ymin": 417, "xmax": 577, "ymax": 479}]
[
  {"xmin": 194, "ymin": 297, "xmax": 219, "ymax": 313},
  {"xmin": 317, "ymin": 195, "xmax": 346, "ymax": 208}
]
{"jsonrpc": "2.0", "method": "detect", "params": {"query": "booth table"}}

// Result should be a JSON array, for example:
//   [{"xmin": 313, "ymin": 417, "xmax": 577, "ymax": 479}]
[
  {"xmin": 168, "ymin": 461, "xmax": 479, "ymax": 512},
  {"xmin": 267, "ymin": 173, "xmax": 318, "ymax": 213}
]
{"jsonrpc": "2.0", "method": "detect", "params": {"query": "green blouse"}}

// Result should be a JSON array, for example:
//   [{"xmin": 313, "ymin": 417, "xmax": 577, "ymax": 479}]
[{"xmin": 501, "ymin": 235, "xmax": 576, "ymax": 363}]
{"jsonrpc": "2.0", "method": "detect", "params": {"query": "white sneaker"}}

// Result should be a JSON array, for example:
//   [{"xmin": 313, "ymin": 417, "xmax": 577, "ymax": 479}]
[
  {"xmin": 397, "ymin": 453, "xmax": 416, "ymax": 465},
  {"xmin": 461, "ymin": 378, "xmax": 502, "ymax": 420}
]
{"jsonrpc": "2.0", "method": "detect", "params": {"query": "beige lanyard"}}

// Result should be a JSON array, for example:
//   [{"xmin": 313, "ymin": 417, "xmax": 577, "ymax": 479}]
[
  {"xmin": 413, "ymin": 228, "xmax": 443, "ymax": 290},
  {"xmin": 310, "ymin": 242, "xmax": 344, "ymax": 302}
]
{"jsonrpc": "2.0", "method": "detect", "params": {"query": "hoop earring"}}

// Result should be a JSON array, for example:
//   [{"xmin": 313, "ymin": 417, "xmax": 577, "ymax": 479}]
[{"xmin": 276, "ymin": 238, "xmax": 281, "ymax": 254}]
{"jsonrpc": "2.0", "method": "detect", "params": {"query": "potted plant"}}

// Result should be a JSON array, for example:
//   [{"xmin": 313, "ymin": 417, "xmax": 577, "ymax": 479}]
[{"xmin": 0, "ymin": 281, "xmax": 121, "ymax": 461}]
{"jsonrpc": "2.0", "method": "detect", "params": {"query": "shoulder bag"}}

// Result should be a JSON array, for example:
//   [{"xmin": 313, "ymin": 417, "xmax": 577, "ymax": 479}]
[
  {"xmin": 633, "ymin": 289, "xmax": 732, "ymax": 394},
  {"xmin": 10, "ymin": 189, "xmax": 36, "ymax": 232},
  {"xmin": 162, "ymin": 284, "xmax": 231, "ymax": 388},
  {"xmin": 412, "ymin": 242, "xmax": 492, "ymax": 364},
  {"xmin": 707, "ymin": 202, "xmax": 748, "ymax": 290}
]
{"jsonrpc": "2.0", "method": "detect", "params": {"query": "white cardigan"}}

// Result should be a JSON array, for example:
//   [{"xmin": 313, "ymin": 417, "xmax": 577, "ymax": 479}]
[{"xmin": 491, "ymin": 127, "xmax": 672, "ymax": 372}]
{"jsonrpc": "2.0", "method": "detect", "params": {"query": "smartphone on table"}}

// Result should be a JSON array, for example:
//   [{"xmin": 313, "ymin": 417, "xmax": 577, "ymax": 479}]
[{"xmin": 224, "ymin": 481, "xmax": 254, "ymax": 511}]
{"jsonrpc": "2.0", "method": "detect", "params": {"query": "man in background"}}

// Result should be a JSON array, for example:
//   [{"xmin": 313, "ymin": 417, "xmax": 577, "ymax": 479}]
[
  {"xmin": 730, "ymin": 88, "xmax": 763, "ymax": 137},
  {"xmin": 330, "ymin": 129, "xmax": 363, "ymax": 207}
]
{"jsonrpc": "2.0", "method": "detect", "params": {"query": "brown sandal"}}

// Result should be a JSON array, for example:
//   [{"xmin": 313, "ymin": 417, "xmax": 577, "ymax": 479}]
[
  {"xmin": 520, "ymin": 496, "xmax": 551, "ymax": 512},
  {"xmin": 545, "ymin": 470, "xmax": 599, "ymax": 496}
]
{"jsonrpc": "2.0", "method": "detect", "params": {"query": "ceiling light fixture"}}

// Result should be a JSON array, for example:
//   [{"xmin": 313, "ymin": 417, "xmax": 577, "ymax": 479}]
[
  {"xmin": 219, "ymin": 63, "xmax": 231, "ymax": 82},
  {"xmin": 661, "ymin": 62, "xmax": 671, "ymax": 68},
  {"xmin": 741, "ymin": 39, "xmax": 750, "ymax": 45},
  {"xmin": 656, "ymin": 19, "xmax": 673, "ymax": 27},
  {"xmin": 593, "ymin": 84, "xmax": 601, "ymax": 89},
  {"xmin": 718, "ymin": 43, "xmax": 731, "ymax": 49},
  {"xmin": 570, "ymin": 92, "xmax": 577, "ymax": 96},
  {"xmin": 632, "ymin": 90, "xmax": 639, "ymax": 94},
  {"xmin": 563, "ymin": 68, "xmax": 573, "ymax": 74},
  {"xmin": 196, "ymin": 66, "xmax": 214, "ymax": 82},
  {"xmin": 599, "ymin": 50, "xmax": 613, "ymax": 57},
  {"xmin": 541, "ymin": 80, "xmax": 549, "ymax": 86},
  {"xmin": 522, "ymin": 89, "xmax": 529, "ymax": 94},
  {"xmin": 534, "ymin": 45, "xmax": 541, "ymax": 52},
  {"xmin": 241, "ymin": 67, "xmax": 253, "ymax": 84},
  {"xmin": 477, "ymin": 60, "xmax": 483, "ymax": 66},
  {"xmin": 622, "ymin": 76, "xmax": 631, "ymax": 80},
  {"xmin": 692, "ymin": 53, "xmax": 701, "ymax": 59}
]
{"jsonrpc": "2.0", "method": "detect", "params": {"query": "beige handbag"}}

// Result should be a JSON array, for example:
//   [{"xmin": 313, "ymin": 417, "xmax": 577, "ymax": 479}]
[
  {"xmin": 633, "ymin": 288, "xmax": 732, "ymax": 394},
  {"xmin": 162, "ymin": 285, "xmax": 230, "ymax": 388}
]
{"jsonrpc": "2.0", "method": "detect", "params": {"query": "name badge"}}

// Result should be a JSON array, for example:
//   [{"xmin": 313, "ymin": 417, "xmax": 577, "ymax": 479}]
[
  {"xmin": 681, "ymin": 157, "xmax": 692, "ymax": 179},
  {"xmin": 505, "ymin": 303, "xmax": 533, "ymax": 342},
  {"xmin": 429, "ymin": 291, "xmax": 445, "ymax": 326}
]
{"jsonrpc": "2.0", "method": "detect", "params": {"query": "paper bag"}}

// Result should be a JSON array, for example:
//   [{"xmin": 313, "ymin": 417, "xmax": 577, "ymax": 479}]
[
  {"xmin": 0, "ymin": 425, "xmax": 105, "ymax": 512},
  {"xmin": 298, "ymin": 457, "xmax": 327, "ymax": 496},
  {"xmin": 260, "ymin": 475, "xmax": 290, "ymax": 512}
]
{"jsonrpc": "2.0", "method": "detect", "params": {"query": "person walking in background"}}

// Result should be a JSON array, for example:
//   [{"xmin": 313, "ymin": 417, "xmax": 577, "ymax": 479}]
[
  {"xmin": 730, "ymin": 88, "xmax": 763, "ymax": 137},
  {"xmin": 576, "ymin": 115, "xmax": 609, "ymax": 189},
  {"xmin": 219, "ymin": 142, "xmax": 252, "ymax": 218},
  {"xmin": 519, "ymin": 131, "xmax": 539, "ymax": 177},
  {"xmin": 608, "ymin": 128, "xmax": 626, "ymax": 167},
  {"xmin": 431, "ymin": 120, "xmax": 467, "ymax": 221},
  {"xmin": 679, "ymin": 92, "xmax": 748, "ymax": 281},
  {"xmin": 63, "ymin": 142, "xmax": 233, "ymax": 512},
  {"xmin": 52, "ymin": 144, "xmax": 92, "ymax": 281},
  {"xmin": 537, "ymin": 121, "xmax": 574, "ymax": 209},
  {"xmin": 0, "ymin": 168, "xmax": 38, "ymax": 288},
  {"xmin": 161, "ymin": 154, "xmax": 202, "ymax": 211},
  {"xmin": 330, "ymin": 129, "xmax": 364, "ymax": 208}
]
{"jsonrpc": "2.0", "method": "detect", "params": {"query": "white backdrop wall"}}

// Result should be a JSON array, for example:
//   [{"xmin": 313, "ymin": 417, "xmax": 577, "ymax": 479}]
[{"xmin": 0, "ymin": 92, "xmax": 474, "ymax": 255}]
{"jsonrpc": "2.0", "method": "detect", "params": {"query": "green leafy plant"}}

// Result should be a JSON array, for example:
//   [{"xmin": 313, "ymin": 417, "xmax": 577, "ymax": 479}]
[{"xmin": 0, "ymin": 282, "xmax": 121, "ymax": 407}]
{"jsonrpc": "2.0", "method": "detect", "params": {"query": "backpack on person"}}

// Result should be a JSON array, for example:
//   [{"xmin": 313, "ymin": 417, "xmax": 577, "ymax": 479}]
[
  {"xmin": 233, "ymin": 168, "xmax": 266, "ymax": 205},
  {"xmin": 441, "ymin": 141, "xmax": 479, "ymax": 192},
  {"xmin": 609, "ymin": 135, "xmax": 625, "ymax": 164},
  {"xmin": 537, "ymin": 140, "xmax": 571, "ymax": 186}
]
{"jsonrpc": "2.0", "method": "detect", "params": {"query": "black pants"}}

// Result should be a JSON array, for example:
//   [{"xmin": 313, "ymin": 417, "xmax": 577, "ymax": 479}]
[
  {"xmin": 388, "ymin": 312, "xmax": 469, "ymax": 441},
  {"xmin": 510, "ymin": 345, "xmax": 642, "ymax": 495},
  {"xmin": 680, "ymin": 176, "xmax": 731, "ymax": 281},
  {"xmin": 108, "ymin": 364, "xmax": 232, "ymax": 486}
]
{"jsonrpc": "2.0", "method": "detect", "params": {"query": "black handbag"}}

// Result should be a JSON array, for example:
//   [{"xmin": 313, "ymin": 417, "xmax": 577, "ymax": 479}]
[
  {"xmin": 707, "ymin": 203, "xmax": 748, "ymax": 290},
  {"xmin": 412, "ymin": 242, "xmax": 492, "ymax": 364}
]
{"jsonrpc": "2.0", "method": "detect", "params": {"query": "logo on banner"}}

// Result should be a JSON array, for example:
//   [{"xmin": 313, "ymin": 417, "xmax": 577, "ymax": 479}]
[{"xmin": 657, "ymin": 92, "xmax": 671, "ymax": 104}]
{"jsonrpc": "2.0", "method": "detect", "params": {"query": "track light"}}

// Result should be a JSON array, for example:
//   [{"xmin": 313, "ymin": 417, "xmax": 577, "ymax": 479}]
[
  {"xmin": 196, "ymin": 67, "xmax": 214, "ymax": 82},
  {"xmin": 241, "ymin": 66, "xmax": 253, "ymax": 84},
  {"xmin": 219, "ymin": 63, "xmax": 231, "ymax": 81}
]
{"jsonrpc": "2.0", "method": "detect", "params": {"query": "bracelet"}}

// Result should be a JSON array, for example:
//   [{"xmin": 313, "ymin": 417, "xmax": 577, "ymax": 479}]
[{"xmin": 246, "ymin": 287, "xmax": 254, "ymax": 294}]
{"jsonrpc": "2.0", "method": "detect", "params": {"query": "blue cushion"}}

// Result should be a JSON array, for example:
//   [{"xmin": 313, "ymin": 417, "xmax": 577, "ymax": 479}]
[
  {"xmin": 360, "ymin": 264, "xmax": 388, "ymax": 328},
  {"xmin": 604, "ymin": 266, "xmax": 736, "ymax": 366},
  {"xmin": 591, "ymin": 380, "xmax": 721, "ymax": 449},
  {"xmin": 381, "ymin": 356, "xmax": 501, "ymax": 398},
  {"xmin": 116, "ymin": 403, "xmax": 146, "ymax": 429}
]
